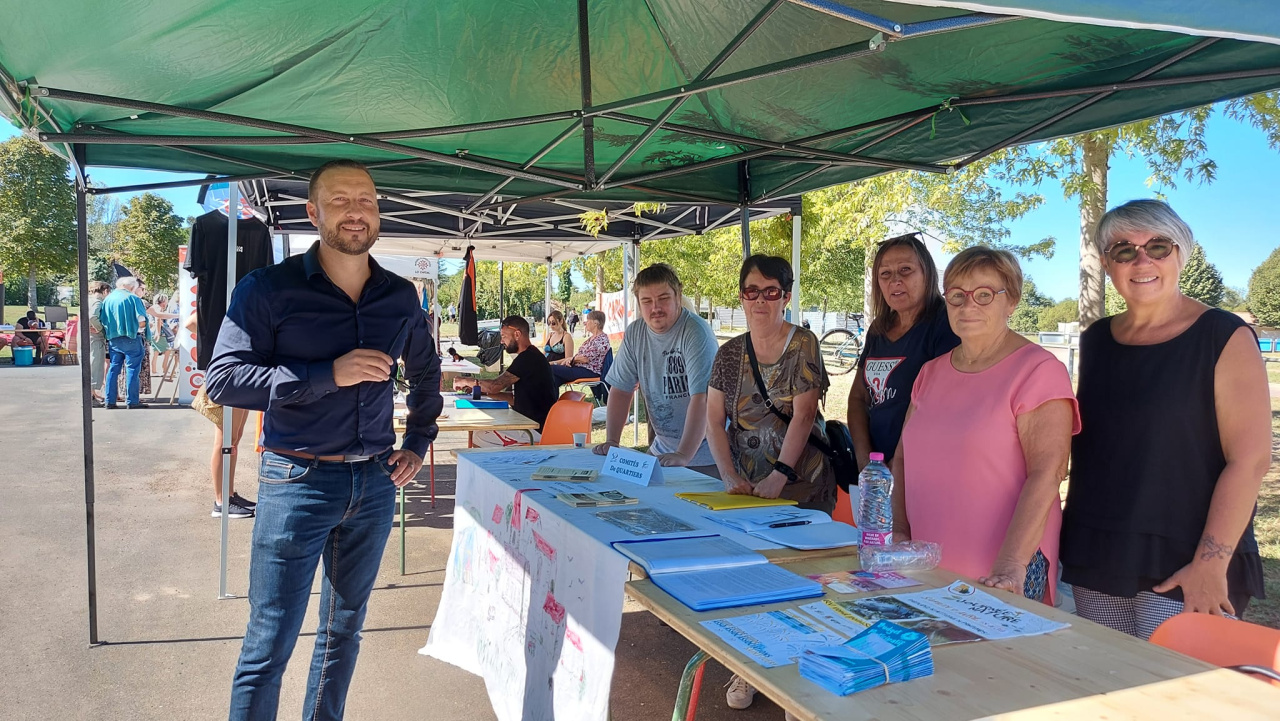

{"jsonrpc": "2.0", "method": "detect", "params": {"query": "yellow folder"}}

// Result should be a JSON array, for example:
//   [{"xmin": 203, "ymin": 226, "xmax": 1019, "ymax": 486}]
[{"xmin": 674, "ymin": 492, "xmax": 799, "ymax": 511}]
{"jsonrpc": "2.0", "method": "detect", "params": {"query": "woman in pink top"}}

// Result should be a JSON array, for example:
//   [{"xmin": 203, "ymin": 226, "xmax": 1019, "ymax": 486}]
[{"xmin": 892, "ymin": 248, "xmax": 1079, "ymax": 604}]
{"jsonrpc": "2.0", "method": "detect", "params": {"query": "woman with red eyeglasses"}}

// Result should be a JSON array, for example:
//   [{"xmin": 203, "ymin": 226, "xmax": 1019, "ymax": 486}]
[
  {"xmin": 1061, "ymin": 199, "xmax": 1268, "ymax": 639},
  {"xmin": 892, "ymin": 247, "xmax": 1080, "ymax": 606},
  {"xmin": 707, "ymin": 254, "xmax": 835, "ymax": 513}
]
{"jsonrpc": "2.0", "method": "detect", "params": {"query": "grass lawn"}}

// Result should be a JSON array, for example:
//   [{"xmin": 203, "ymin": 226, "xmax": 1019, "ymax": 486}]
[{"xmin": 1250, "ymin": 402, "xmax": 1280, "ymax": 629}]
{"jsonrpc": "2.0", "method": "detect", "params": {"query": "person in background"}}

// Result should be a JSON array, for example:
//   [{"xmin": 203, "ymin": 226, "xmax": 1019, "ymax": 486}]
[
  {"xmin": 1061, "ymin": 200, "xmax": 1269, "ymax": 639},
  {"xmin": 86, "ymin": 281, "xmax": 111, "ymax": 406},
  {"xmin": 187, "ymin": 308, "xmax": 254, "ymax": 519},
  {"xmin": 16, "ymin": 310, "xmax": 47, "ymax": 357},
  {"xmin": 540, "ymin": 310, "xmax": 573, "ymax": 362},
  {"xmin": 446, "ymin": 347, "xmax": 464, "ymax": 363},
  {"xmin": 448, "ymin": 303, "xmax": 456, "ymax": 322},
  {"xmin": 593, "ymin": 264, "xmax": 719, "ymax": 474},
  {"xmin": 848, "ymin": 233, "xmax": 958, "ymax": 470},
  {"xmin": 147, "ymin": 292, "xmax": 179, "ymax": 378},
  {"xmin": 710, "ymin": 255, "xmax": 833, "ymax": 717},
  {"xmin": 454, "ymin": 315, "xmax": 557, "ymax": 446},
  {"xmin": 550, "ymin": 310, "xmax": 609, "ymax": 394},
  {"xmin": 100, "ymin": 277, "xmax": 149, "ymax": 409},
  {"xmin": 894, "ymin": 248, "xmax": 1079, "ymax": 606},
  {"xmin": 567, "ymin": 309, "xmax": 580, "ymax": 335}
]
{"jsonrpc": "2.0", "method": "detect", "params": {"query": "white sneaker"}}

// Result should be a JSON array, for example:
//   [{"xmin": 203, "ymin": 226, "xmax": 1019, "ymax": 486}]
[{"xmin": 725, "ymin": 674, "xmax": 756, "ymax": 710}]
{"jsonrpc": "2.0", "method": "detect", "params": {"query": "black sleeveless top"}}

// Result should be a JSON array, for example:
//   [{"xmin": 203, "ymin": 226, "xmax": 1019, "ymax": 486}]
[{"xmin": 1060, "ymin": 309, "xmax": 1264, "ymax": 604}]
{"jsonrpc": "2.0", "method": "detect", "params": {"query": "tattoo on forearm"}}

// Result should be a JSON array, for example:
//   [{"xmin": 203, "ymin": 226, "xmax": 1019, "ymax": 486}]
[{"xmin": 1198, "ymin": 534, "xmax": 1234, "ymax": 562}]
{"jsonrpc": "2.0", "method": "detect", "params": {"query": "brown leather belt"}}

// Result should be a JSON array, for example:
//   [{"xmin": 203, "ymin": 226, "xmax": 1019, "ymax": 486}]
[{"xmin": 264, "ymin": 447, "xmax": 389, "ymax": 463}]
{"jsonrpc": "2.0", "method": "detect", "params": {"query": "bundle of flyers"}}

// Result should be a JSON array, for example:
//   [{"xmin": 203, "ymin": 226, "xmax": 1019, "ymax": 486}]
[{"xmin": 798, "ymin": 620, "xmax": 934, "ymax": 696}]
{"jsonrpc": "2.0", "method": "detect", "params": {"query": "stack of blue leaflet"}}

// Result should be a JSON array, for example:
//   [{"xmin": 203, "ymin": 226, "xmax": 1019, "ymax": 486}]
[{"xmin": 798, "ymin": 620, "xmax": 934, "ymax": 695}]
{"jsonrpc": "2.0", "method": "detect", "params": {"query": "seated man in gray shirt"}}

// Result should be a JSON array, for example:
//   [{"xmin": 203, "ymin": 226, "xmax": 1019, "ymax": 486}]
[{"xmin": 594, "ymin": 263, "xmax": 719, "ymax": 476}]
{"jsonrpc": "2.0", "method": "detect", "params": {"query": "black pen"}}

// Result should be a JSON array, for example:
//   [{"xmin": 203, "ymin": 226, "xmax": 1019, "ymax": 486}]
[{"xmin": 768, "ymin": 520, "xmax": 812, "ymax": 528}]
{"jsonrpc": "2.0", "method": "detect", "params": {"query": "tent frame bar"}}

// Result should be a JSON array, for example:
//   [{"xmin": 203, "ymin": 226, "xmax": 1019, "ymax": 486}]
[
  {"xmin": 72, "ymin": 144, "xmax": 99, "ymax": 646},
  {"xmin": 466, "ymin": 119, "xmax": 583, "ymax": 212},
  {"xmin": 593, "ymin": 0, "xmax": 786, "ymax": 188},
  {"xmin": 34, "ymin": 87, "xmax": 585, "ymax": 190},
  {"xmin": 578, "ymin": 0, "xmax": 597, "ymax": 189}
]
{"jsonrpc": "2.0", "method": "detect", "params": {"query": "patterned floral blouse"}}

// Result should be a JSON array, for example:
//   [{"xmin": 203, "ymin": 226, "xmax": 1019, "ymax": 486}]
[
  {"xmin": 575, "ymin": 332, "xmax": 612, "ymax": 374},
  {"xmin": 709, "ymin": 326, "xmax": 832, "ymax": 492}
]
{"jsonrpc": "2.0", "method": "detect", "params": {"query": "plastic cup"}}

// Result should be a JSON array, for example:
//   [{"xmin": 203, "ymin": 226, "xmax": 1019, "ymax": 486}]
[{"xmin": 572, "ymin": 432, "xmax": 587, "ymax": 448}]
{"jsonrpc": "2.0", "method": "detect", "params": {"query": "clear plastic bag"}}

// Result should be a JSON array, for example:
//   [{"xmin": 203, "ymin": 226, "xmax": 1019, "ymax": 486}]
[{"xmin": 858, "ymin": 540, "xmax": 942, "ymax": 572}]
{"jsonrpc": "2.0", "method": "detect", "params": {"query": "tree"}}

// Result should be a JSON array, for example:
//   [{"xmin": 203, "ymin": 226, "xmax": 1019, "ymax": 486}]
[
  {"xmin": 1248, "ymin": 246, "xmax": 1280, "ymax": 327},
  {"xmin": 1104, "ymin": 279, "xmax": 1128, "ymax": 316},
  {"xmin": 1221, "ymin": 286, "xmax": 1247, "ymax": 311},
  {"xmin": 116, "ymin": 193, "xmax": 187, "ymax": 290},
  {"xmin": 1038, "ymin": 299, "xmax": 1080, "ymax": 332},
  {"xmin": 0, "ymin": 135, "xmax": 76, "ymax": 308},
  {"xmin": 1001, "ymin": 91, "xmax": 1280, "ymax": 327},
  {"xmin": 557, "ymin": 263, "xmax": 573, "ymax": 309},
  {"xmin": 1010, "ymin": 278, "xmax": 1053, "ymax": 334},
  {"xmin": 1178, "ymin": 243, "xmax": 1225, "ymax": 307}
]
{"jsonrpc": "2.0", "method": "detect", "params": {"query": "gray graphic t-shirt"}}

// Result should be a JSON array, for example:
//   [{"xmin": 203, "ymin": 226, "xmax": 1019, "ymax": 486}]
[{"xmin": 606, "ymin": 308, "xmax": 718, "ymax": 466}]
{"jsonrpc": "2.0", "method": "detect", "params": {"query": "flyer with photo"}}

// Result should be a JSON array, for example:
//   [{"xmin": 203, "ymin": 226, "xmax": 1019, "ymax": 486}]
[
  {"xmin": 701, "ymin": 608, "xmax": 847, "ymax": 668},
  {"xmin": 806, "ymin": 570, "xmax": 922, "ymax": 594}
]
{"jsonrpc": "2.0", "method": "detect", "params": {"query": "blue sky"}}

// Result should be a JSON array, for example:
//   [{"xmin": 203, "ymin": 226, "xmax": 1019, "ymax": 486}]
[{"xmin": 5, "ymin": 111, "xmax": 1278, "ymax": 301}]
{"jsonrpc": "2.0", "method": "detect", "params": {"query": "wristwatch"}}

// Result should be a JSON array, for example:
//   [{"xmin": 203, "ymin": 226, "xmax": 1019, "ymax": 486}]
[{"xmin": 772, "ymin": 460, "xmax": 798, "ymax": 483}]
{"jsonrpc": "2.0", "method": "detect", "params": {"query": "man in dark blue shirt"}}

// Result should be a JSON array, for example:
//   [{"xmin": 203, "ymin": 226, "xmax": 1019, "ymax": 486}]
[{"xmin": 208, "ymin": 159, "xmax": 442, "ymax": 720}]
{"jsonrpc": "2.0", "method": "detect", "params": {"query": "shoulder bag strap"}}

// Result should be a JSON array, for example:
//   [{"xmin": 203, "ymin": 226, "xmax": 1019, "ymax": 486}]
[{"xmin": 743, "ymin": 333, "xmax": 834, "ymax": 456}]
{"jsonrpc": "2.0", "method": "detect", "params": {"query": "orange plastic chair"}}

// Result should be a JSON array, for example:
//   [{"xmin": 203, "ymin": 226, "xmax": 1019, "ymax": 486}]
[
  {"xmin": 1150, "ymin": 613, "xmax": 1280, "ymax": 686},
  {"xmin": 832, "ymin": 486, "xmax": 857, "ymax": 527},
  {"xmin": 559, "ymin": 390, "xmax": 586, "ymax": 402},
  {"xmin": 539, "ymin": 399, "xmax": 593, "ymax": 445}
]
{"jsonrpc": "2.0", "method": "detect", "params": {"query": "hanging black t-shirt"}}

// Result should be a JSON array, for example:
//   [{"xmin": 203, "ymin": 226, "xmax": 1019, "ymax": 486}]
[
  {"xmin": 184, "ymin": 211, "xmax": 273, "ymax": 370},
  {"xmin": 506, "ymin": 346, "xmax": 558, "ymax": 431},
  {"xmin": 858, "ymin": 301, "xmax": 959, "ymax": 460}
]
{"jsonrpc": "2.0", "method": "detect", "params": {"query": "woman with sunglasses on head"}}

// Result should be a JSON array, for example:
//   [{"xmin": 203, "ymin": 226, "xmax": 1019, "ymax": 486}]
[
  {"xmin": 709, "ymin": 255, "xmax": 834, "ymax": 717},
  {"xmin": 540, "ymin": 310, "xmax": 573, "ymax": 362},
  {"xmin": 1061, "ymin": 200, "xmax": 1269, "ymax": 639},
  {"xmin": 893, "ymin": 247, "xmax": 1080, "ymax": 605},
  {"xmin": 849, "ymin": 233, "xmax": 959, "ymax": 475}
]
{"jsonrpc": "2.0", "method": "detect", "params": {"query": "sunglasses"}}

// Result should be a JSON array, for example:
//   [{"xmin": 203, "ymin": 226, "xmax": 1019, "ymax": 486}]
[
  {"xmin": 944, "ymin": 287, "xmax": 1006, "ymax": 307},
  {"xmin": 1105, "ymin": 237, "xmax": 1177, "ymax": 264},
  {"xmin": 386, "ymin": 320, "xmax": 429, "ymax": 395},
  {"xmin": 740, "ymin": 286, "xmax": 786, "ymax": 301}
]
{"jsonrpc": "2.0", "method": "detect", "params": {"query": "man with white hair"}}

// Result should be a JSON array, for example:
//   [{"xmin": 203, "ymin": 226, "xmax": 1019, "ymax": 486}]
[{"xmin": 99, "ymin": 276, "xmax": 149, "ymax": 409}]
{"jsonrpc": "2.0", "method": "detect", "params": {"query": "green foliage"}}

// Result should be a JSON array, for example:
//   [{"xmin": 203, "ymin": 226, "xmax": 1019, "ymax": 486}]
[
  {"xmin": 556, "ymin": 262, "xmax": 573, "ymax": 308},
  {"xmin": 1248, "ymin": 246, "xmax": 1280, "ymax": 327},
  {"xmin": 1039, "ymin": 299, "xmax": 1080, "ymax": 332},
  {"xmin": 1010, "ymin": 278, "xmax": 1053, "ymax": 334},
  {"xmin": 1221, "ymin": 286, "xmax": 1247, "ymax": 311},
  {"xmin": 571, "ymin": 246, "xmax": 625, "ymax": 294},
  {"xmin": 437, "ymin": 260, "xmax": 548, "ymax": 319},
  {"xmin": 116, "ymin": 193, "xmax": 186, "ymax": 291},
  {"xmin": 1104, "ymin": 280, "xmax": 1127, "ymax": 316},
  {"xmin": 1178, "ymin": 243, "xmax": 1225, "ymax": 307},
  {"xmin": 0, "ymin": 136, "xmax": 77, "ymax": 303}
]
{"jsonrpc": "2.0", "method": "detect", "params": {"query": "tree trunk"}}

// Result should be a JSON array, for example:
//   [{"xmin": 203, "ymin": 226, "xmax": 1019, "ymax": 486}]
[
  {"xmin": 1078, "ymin": 135, "xmax": 1110, "ymax": 328},
  {"xmin": 27, "ymin": 265, "xmax": 37, "ymax": 310},
  {"xmin": 863, "ymin": 239, "xmax": 875, "ymax": 321}
]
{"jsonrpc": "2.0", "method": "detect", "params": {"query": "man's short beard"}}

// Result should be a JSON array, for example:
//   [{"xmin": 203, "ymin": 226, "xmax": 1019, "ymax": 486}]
[
  {"xmin": 320, "ymin": 220, "xmax": 378, "ymax": 256},
  {"xmin": 504, "ymin": 340, "xmax": 520, "ymax": 354}
]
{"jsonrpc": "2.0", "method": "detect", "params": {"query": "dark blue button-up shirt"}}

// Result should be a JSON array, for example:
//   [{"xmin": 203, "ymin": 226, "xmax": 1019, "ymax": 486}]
[{"xmin": 205, "ymin": 241, "xmax": 442, "ymax": 459}]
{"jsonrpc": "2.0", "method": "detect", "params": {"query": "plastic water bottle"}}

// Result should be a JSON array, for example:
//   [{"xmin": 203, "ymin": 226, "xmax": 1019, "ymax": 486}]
[{"xmin": 857, "ymin": 452, "xmax": 893, "ymax": 548}]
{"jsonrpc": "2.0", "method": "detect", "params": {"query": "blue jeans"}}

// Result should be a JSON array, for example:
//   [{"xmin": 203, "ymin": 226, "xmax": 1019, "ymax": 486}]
[
  {"xmin": 229, "ymin": 450, "xmax": 397, "ymax": 721},
  {"xmin": 104, "ymin": 336, "xmax": 143, "ymax": 406}
]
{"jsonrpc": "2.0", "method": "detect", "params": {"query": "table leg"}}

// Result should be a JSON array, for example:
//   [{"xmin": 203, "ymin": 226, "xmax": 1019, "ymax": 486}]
[
  {"xmin": 671, "ymin": 650, "xmax": 709, "ymax": 721},
  {"xmin": 430, "ymin": 442, "xmax": 436, "ymax": 508},
  {"xmin": 399, "ymin": 484, "xmax": 406, "ymax": 576}
]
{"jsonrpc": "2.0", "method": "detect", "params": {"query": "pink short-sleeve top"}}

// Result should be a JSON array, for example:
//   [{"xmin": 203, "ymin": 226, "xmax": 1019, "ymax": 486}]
[{"xmin": 902, "ymin": 343, "xmax": 1080, "ymax": 604}]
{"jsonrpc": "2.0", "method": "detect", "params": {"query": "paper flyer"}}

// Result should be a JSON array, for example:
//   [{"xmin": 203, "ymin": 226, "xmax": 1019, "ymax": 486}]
[
  {"xmin": 701, "ymin": 609, "xmax": 847, "ymax": 668},
  {"xmin": 799, "ymin": 597, "xmax": 983, "ymax": 647},
  {"xmin": 891, "ymin": 581, "xmax": 1070, "ymax": 640},
  {"xmin": 806, "ymin": 570, "xmax": 922, "ymax": 594},
  {"xmin": 594, "ymin": 507, "xmax": 697, "ymax": 536}
]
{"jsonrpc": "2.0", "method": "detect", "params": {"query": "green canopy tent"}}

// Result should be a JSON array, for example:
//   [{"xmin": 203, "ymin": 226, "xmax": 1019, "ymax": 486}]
[{"xmin": 3, "ymin": 0, "xmax": 1279, "ymax": 649}]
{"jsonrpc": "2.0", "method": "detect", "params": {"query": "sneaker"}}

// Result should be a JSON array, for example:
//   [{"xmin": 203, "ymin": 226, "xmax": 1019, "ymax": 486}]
[
  {"xmin": 104, "ymin": 404, "xmax": 118, "ymax": 410},
  {"xmin": 230, "ymin": 493, "xmax": 257, "ymax": 510},
  {"xmin": 211, "ymin": 500, "xmax": 254, "ymax": 519},
  {"xmin": 126, "ymin": 402, "xmax": 150, "ymax": 409},
  {"xmin": 725, "ymin": 675, "xmax": 756, "ymax": 710}
]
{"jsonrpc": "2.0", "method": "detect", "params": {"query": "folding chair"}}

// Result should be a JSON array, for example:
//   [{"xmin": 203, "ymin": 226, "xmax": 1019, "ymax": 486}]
[{"xmin": 1150, "ymin": 613, "xmax": 1280, "ymax": 686}]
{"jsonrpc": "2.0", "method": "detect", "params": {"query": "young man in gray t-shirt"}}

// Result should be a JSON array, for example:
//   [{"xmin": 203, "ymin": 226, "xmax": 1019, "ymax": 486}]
[{"xmin": 595, "ymin": 264, "xmax": 719, "ymax": 472}]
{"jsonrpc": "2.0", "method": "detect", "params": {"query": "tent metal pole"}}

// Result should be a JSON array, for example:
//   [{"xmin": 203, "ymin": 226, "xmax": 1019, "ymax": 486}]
[
  {"xmin": 583, "ymin": 37, "xmax": 885, "ymax": 118},
  {"xmin": 578, "ymin": 0, "xmax": 597, "ymax": 189},
  {"xmin": 956, "ymin": 37, "xmax": 1223, "ymax": 170},
  {"xmin": 218, "ymin": 183, "xmax": 238, "ymax": 600},
  {"xmin": 471, "ymin": 189, "xmax": 578, "ymax": 214},
  {"xmin": 89, "ymin": 171, "xmax": 288, "ymax": 195},
  {"xmin": 791, "ymin": 212, "xmax": 802, "ymax": 323},
  {"xmin": 739, "ymin": 162, "xmax": 751, "ymax": 259},
  {"xmin": 74, "ymin": 145, "xmax": 100, "ymax": 646},
  {"xmin": 593, "ymin": 0, "xmax": 786, "ymax": 188},
  {"xmin": 499, "ymin": 261, "xmax": 506, "ymax": 373},
  {"xmin": 466, "ymin": 119, "xmax": 584, "ymax": 212},
  {"xmin": 604, "ymin": 148, "xmax": 775, "ymax": 191},
  {"xmin": 545, "ymin": 259, "xmax": 553, "ymax": 338},
  {"xmin": 35, "ymin": 88, "xmax": 584, "ymax": 190},
  {"xmin": 624, "ymin": 241, "xmax": 639, "ymax": 445}
]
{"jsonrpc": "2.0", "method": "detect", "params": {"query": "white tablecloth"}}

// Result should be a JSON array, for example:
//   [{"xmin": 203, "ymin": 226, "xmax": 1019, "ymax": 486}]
[{"xmin": 421, "ymin": 448, "xmax": 778, "ymax": 721}]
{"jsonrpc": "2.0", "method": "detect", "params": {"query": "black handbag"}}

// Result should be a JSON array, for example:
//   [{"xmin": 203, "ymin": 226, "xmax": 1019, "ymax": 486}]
[{"xmin": 743, "ymin": 333, "xmax": 859, "ymax": 491}]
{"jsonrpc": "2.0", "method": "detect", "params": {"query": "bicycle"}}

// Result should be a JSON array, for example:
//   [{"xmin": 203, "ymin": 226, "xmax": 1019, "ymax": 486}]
[{"xmin": 818, "ymin": 315, "xmax": 865, "ymax": 375}]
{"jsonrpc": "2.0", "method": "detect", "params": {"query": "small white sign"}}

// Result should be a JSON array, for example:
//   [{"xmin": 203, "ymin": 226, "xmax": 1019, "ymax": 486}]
[{"xmin": 601, "ymin": 446, "xmax": 664, "ymax": 487}]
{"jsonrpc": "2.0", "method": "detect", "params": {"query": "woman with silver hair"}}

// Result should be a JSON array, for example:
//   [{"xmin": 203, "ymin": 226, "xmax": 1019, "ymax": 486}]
[{"xmin": 1060, "ymin": 199, "xmax": 1270, "ymax": 639}]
